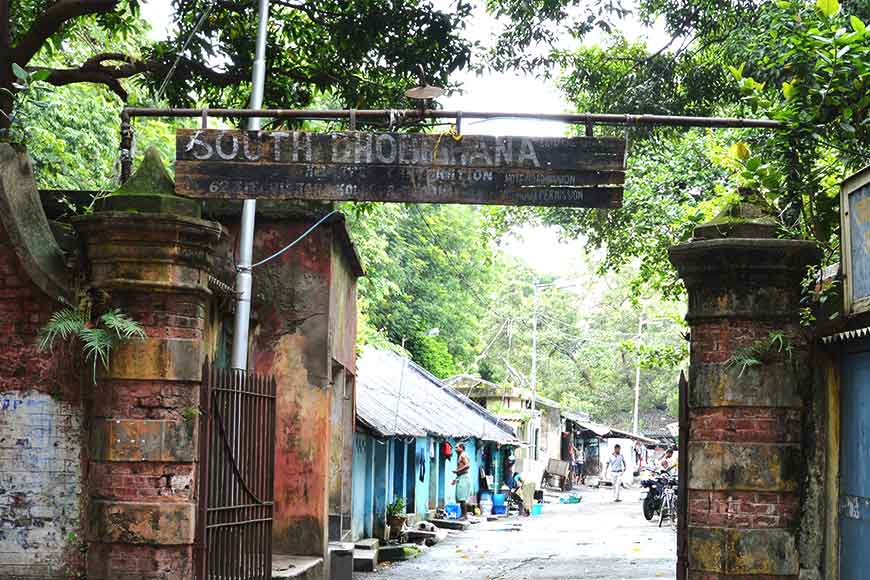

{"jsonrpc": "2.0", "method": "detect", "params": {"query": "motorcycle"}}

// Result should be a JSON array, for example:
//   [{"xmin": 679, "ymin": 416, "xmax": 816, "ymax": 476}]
[{"xmin": 640, "ymin": 467, "xmax": 677, "ymax": 521}]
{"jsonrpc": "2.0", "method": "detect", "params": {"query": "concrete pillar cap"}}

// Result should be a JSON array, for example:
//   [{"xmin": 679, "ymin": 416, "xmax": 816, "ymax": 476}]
[
  {"xmin": 96, "ymin": 146, "xmax": 202, "ymax": 218},
  {"xmin": 694, "ymin": 193, "xmax": 780, "ymax": 240}
]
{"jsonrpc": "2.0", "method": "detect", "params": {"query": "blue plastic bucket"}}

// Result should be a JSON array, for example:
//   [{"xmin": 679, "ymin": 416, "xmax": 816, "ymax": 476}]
[
  {"xmin": 445, "ymin": 503, "xmax": 461, "ymax": 519},
  {"xmin": 530, "ymin": 503, "xmax": 543, "ymax": 516},
  {"xmin": 491, "ymin": 504, "xmax": 507, "ymax": 515},
  {"xmin": 492, "ymin": 493, "xmax": 506, "ymax": 507}
]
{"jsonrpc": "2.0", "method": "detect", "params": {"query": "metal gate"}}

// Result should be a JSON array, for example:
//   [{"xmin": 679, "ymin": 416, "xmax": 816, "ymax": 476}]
[
  {"xmin": 676, "ymin": 371, "xmax": 689, "ymax": 580},
  {"xmin": 840, "ymin": 347, "xmax": 870, "ymax": 579},
  {"xmin": 196, "ymin": 360, "xmax": 277, "ymax": 580}
]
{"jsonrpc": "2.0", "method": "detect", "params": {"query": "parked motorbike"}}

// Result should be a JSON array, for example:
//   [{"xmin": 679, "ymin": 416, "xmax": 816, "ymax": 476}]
[{"xmin": 640, "ymin": 467, "xmax": 677, "ymax": 521}]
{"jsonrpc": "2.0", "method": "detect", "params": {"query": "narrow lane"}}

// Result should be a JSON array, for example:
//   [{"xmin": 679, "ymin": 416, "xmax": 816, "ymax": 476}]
[{"xmin": 358, "ymin": 486, "xmax": 676, "ymax": 580}]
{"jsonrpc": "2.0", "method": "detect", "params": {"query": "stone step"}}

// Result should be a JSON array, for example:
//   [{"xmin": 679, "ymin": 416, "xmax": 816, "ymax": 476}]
[
  {"xmin": 429, "ymin": 518, "xmax": 470, "ymax": 531},
  {"xmin": 272, "ymin": 555, "xmax": 323, "ymax": 580},
  {"xmin": 354, "ymin": 538, "xmax": 379, "ymax": 551},
  {"xmin": 353, "ymin": 549, "xmax": 377, "ymax": 572},
  {"xmin": 377, "ymin": 543, "xmax": 423, "ymax": 562}
]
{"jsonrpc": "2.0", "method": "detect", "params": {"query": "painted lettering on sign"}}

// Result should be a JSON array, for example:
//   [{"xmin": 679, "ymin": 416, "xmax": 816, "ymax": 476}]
[{"xmin": 175, "ymin": 129, "xmax": 625, "ymax": 208}]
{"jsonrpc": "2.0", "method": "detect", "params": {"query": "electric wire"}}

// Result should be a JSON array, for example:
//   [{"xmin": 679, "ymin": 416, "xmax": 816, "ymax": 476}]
[
  {"xmin": 156, "ymin": 0, "xmax": 217, "ymax": 102},
  {"xmin": 248, "ymin": 210, "xmax": 338, "ymax": 269}
]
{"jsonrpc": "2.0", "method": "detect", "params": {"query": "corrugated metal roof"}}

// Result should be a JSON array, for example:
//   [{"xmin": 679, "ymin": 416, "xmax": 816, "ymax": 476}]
[
  {"xmin": 445, "ymin": 375, "xmax": 562, "ymax": 409},
  {"xmin": 356, "ymin": 348, "xmax": 519, "ymax": 444},
  {"xmin": 563, "ymin": 411, "xmax": 658, "ymax": 444}
]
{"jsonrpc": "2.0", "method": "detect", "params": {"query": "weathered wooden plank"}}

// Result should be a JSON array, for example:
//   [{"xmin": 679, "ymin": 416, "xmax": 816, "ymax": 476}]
[
  {"xmin": 174, "ymin": 129, "xmax": 625, "ymax": 207},
  {"xmin": 175, "ymin": 160, "xmax": 623, "ymax": 207},
  {"xmin": 176, "ymin": 130, "xmax": 625, "ymax": 171}
]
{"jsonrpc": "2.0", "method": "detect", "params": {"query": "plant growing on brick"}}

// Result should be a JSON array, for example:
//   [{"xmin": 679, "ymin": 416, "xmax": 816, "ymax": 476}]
[
  {"xmin": 38, "ymin": 289, "xmax": 145, "ymax": 383},
  {"xmin": 725, "ymin": 331, "xmax": 794, "ymax": 376}
]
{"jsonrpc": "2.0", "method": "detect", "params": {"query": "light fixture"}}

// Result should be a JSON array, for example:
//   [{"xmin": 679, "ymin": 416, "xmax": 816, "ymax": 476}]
[{"xmin": 405, "ymin": 84, "xmax": 445, "ymax": 100}]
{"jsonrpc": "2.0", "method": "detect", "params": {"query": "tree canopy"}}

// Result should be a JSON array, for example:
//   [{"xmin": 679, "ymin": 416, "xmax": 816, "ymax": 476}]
[
  {"xmin": 486, "ymin": 0, "xmax": 870, "ymax": 298},
  {"xmin": 1, "ymin": 0, "xmax": 474, "ymax": 134}
]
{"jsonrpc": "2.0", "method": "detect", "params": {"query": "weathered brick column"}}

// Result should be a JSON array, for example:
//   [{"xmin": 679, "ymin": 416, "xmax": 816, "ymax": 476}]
[
  {"xmin": 669, "ymin": 201, "xmax": 819, "ymax": 579},
  {"xmin": 73, "ymin": 149, "xmax": 221, "ymax": 579}
]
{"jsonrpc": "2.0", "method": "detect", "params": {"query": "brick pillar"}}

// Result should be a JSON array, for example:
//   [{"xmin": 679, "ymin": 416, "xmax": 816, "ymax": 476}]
[
  {"xmin": 73, "ymin": 149, "xmax": 221, "ymax": 579},
  {"xmin": 670, "ymin": 201, "xmax": 819, "ymax": 579}
]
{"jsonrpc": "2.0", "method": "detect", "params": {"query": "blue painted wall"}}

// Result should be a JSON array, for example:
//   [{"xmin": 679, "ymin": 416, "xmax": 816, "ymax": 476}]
[
  {"xmin": 352, "ymin": 433, "xmax": 515, "ymax": 538},
  {"xmin": 351, "ymin": 433, "xmax": 372, "ymax": 540},
  {"xmin": 413, "ymin": 437, "xmax": 430, "ymax": 520},
  {"xmin": 372, "ymin": 437, "xmax": 389, "ymax": 538}
]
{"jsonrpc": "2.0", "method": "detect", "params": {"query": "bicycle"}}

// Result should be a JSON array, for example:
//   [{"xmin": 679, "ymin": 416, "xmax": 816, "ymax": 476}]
[{"xmin": 658, "ymin": 481, "xmax": 678, "ymax": 530}]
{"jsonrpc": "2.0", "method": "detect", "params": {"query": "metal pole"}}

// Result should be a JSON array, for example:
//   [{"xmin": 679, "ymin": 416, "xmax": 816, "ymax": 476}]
[
  {"xmin": 231, "ymin": 0, "xmax": 269, "ymax": 371},
  {"xmin": 122, "ymin": 107, "xmax": 785, "ymax": 129},
  {"xmin": 632, "ymin": 318, "xmax": 644, "ymax": 435},
  {"xmin": 530, "ymin": 282, "xmax": 539, "ymax": 452}
]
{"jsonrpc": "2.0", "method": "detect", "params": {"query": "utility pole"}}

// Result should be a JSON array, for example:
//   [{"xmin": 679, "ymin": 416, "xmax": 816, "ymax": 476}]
[
  {"xmin": 529, "ymin": 282, "xmax": 539, "ymax": 452},
  {"xmin": 632, "ymin": 318, "xmax": 644, "ymax": 435},
  {"xmin": 231, "ymin": 0, "xmax": 270, "ymax": 371}
]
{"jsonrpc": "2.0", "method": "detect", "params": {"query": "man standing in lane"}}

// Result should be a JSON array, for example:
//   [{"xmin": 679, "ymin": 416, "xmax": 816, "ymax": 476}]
[
  {"xmin": 453, "ymin": 442, "xmax": 471, "ymax": 519},
  {"xmin": 604, "ymin": 444, "xmax": 626, "ymax": 502}
]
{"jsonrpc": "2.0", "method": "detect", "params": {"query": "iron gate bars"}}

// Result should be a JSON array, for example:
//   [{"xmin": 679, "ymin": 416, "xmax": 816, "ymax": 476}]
[{"xmin": 196, "ymin": 360, "xmax": 277, "ymax": 580}]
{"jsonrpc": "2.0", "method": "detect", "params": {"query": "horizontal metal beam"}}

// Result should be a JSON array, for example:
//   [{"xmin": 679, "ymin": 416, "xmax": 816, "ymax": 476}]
[{"xmin": 122, "ymin": 107, "xmax": 784, "ymax": 129}]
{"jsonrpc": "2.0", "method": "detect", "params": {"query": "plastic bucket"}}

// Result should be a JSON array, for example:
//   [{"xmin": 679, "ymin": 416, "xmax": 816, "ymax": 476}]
[
  {"xmin": 530, "ymin": 503, "xmax": 543, "ymax": 516},
  {"xmin": 480, "ymin": 499, "xmax": 493, "ymax": 516},
  {"xmin": 491, "ymin": 504, "xmax": 507, "ymax": 515},
  {"xmin": 492, "ymin": 493, "xmax": 506, "ymax": 507},
  {"xmin": 445, "ymin": 503, "xmax": 461, "ymax": 519}
]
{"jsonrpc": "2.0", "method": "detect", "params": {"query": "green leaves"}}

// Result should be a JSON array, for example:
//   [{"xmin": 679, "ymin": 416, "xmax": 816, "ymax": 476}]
[
  {"xmin": 11, "ymin": 63, "xmax": 29, "ymax": 82},
  {"xmin": 782, "ymin": 79, "xmax": 798, "ymax": 99},
  {"xmin": 816, "ymin": 0, "xmax": 840, "ymax": 18},
  {"xmin": 728, "ymin": 142, "xmax": 751, "ymax": 161},
  {"xmin": 38, "ymin": 296, "xmax": 145, "ymax": 383},
  {"xmin": 728, "ymin": 62, "xmax": 746, "ymax": 81},
  {"xmin": 851, "ymin": 15, "xmax": 866, "ymax": 34}
]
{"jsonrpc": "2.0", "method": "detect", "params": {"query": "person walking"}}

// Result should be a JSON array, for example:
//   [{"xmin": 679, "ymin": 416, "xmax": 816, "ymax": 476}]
[
  {"xmin": 604, "ymin": 444, "xmax": 626, "ymax": 502},
  {"xmin": 452, "ymin": 442, "xmax": 471, "ymax": 519}
]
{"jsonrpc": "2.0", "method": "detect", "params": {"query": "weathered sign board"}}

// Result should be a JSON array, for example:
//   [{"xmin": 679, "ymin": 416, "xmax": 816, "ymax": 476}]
[
  {"xmin": 842, "ymin": 165, "xmax": 870, "ymax": 314},
  {"xmin": 175, "ymin": 129, "xmax": 625, "ymax": 207}
]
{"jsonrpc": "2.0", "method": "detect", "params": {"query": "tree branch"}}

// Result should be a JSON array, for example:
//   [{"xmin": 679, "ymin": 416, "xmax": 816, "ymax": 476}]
[
  {"xmin": 13, "ymin": 0, "xmax": 119, "ymax": 65},
  {"xmin": 43, "ymin": 67, "xmax": 128, "ymax": 99},
  {"xmin": 0, "ymin": 0, "xmax": 10, "ymax": 51},
  {"xmin": 83, "ymin": 52, "xmax": 135, "ymax": 67}
]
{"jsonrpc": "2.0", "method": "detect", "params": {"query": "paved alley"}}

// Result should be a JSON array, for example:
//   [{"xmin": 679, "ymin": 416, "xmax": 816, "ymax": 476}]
[{"xmin": 358, "ymin": 486, "xmax": 676, "ymax": 580}]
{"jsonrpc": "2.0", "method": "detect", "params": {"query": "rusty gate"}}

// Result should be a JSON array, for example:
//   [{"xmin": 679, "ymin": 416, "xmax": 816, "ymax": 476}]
[
  {"xmin": 676, "ymin": 371, "xmax": 688, "ymax": 580},
  {"xmin": 196, "ymin": 360, "xmax": 277, "ymax": 580}
]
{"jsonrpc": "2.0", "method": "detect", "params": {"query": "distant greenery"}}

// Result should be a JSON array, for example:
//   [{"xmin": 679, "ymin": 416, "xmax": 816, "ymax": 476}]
[
  {"xmin": 486, "ymin": 0, "xmax": 870, "ymax": 299},
  {"xmin": 346, "ymin": 202, "xmax": 498, "ymax": 377}
]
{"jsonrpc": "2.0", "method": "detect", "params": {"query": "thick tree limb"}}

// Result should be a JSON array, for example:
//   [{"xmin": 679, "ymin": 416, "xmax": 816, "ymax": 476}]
[
  {"xmin": 30, "ymin": 51, "xmax": 249, "ymax": 102},
  {"xmin": 0, "ymin": 0, "xmax": 10, "ymax": 50},
  {"xmin": 44, "ymin": 67, "xmax": 129, "ymax": 99},
  {"xmin": 13, "ymin": 0, "xmax": 119, "ymax": 65}
]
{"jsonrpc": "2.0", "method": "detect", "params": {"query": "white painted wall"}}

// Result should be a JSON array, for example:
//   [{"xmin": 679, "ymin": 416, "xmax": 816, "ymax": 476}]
[{"xmin": 0, "ymin": 390, "xmax": 82, "ymax": 578}]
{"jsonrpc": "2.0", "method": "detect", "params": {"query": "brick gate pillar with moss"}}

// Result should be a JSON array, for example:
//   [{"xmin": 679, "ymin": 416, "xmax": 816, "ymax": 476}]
[
  {"xmin": 669, "ymin": 201, "xmax": 819, "ymax": 580},
  {"xmin": 73, "ymin": 149, "xmax": 221, "ymax": 580}
]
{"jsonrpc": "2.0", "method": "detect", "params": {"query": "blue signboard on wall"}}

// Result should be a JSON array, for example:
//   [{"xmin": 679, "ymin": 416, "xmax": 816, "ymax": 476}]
[{"xmin": 843, "ymin": 167, "xmax": 870, "ymax": 314}]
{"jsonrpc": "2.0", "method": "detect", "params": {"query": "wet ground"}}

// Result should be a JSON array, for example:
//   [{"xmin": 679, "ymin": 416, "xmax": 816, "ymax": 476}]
[{"xmin": 358, "ymin": 485, "xmax": 676, "ymax": 580}]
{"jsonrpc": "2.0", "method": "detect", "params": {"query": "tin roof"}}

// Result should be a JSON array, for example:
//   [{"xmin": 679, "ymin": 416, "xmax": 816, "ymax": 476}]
[
  {"xmin": 563, "ymin": 411, "xmax": 658, "ymax": 444},
  {"xmin": 444, "ymin": 375, "xmax": 562, "ymax": 409},
  {"xmin": 356, "ymin": 348, "xmax": 518, "ymax": 444}
]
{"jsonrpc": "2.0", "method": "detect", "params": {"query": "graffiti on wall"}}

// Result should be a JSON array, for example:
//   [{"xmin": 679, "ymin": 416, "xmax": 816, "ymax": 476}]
[{"xmin": 0, "ymin": 390, "xmax": 82, "ymax": 579}]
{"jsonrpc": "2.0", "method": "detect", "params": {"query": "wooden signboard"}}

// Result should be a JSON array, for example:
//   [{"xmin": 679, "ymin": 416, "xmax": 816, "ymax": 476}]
[
  {"xmin": 175, "ymin": 129, "xmax": 625, "ymax": 207},
  {"xmin": 842, "ymin": 165, "xmax": 870, "ymax": 315}
]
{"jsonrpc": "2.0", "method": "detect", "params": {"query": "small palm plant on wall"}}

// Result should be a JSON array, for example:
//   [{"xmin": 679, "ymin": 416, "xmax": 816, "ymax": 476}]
[{"xmin": 39, "ymin": 288, "xmax": 146, "ymax": 383}]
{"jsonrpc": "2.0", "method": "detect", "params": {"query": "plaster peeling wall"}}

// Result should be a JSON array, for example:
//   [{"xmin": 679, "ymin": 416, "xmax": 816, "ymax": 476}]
[{"xmin": 0, "ymin": 390, "xmax": 82, "ymax": 579}]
